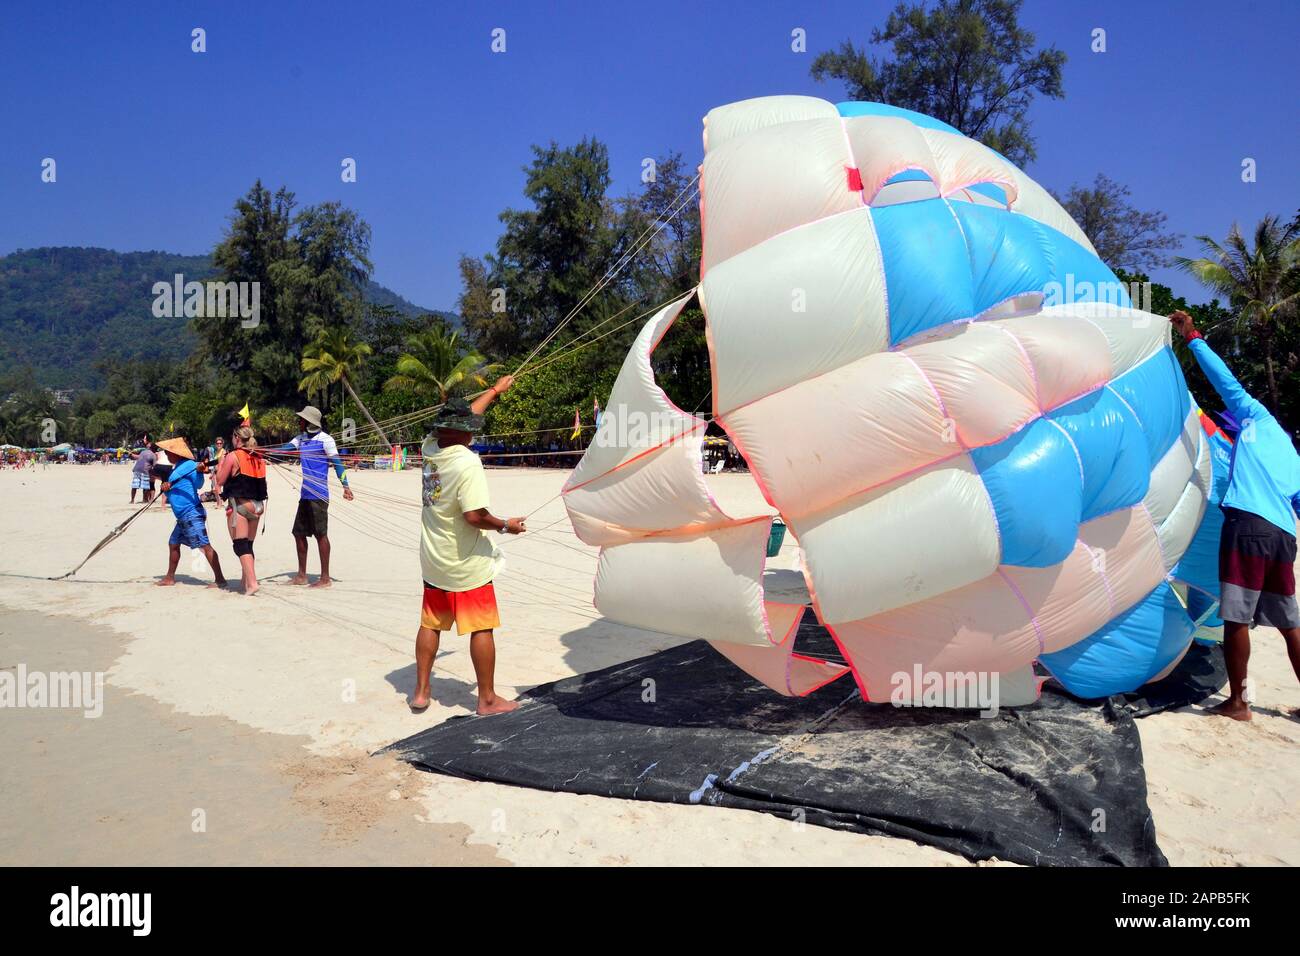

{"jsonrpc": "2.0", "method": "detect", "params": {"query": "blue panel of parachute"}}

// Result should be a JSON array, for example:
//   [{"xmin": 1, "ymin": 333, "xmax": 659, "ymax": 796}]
[
  {"xmin": 875, "ymin": 198, "xmax": 1129, "ymax": 345},
  {"xmin": 1046, "ymin": 388, "xmax": 1150, "ymax": 521},
  {"xmin": 884, "ymin": 169, "xmax": 935, "ymax": 185},
  {"xmin": 873, "ymin": 199, "xmax": 976, "ymax": 341},
  {"xmin": 880, "ymin": 169, "xmax": 1011, "ymax": 206},
  {"xmin": 970, "ymin": 418, "xmax": 1082, "ymax": 567},
  {"xmin": 1173, "ymin": 426, "xmax": 1235, "ymax": 637},
  {"xmin": 967, "ymin": 182, "xmax": 1009, "ymax": 205},
  {"xmin": 1041, "ymin": 582, "xmax": 1195, "ymax": 698},
  {"xmin": 1107, "ymin": 350, "xmax": 1191, "ymax": 468},
  {"xmin": 836, "ymin": 101, "xmax": 964, "ymax": 135}
]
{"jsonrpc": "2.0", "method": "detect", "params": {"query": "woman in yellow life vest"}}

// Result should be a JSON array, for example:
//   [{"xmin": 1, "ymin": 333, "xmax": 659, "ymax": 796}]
[{"xmin": 214, "ymin": 425, "xmax": 268, "ymax": 596}]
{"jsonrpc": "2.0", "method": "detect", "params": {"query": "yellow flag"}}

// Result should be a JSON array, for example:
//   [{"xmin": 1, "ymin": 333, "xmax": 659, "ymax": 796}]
[
  {"xmin": 238, "ymin": 402, "xmax": 252, "ymax": 422},
  {"xmin": 571, "ymin": 408, "xmax": 581, "ymax": 440}
]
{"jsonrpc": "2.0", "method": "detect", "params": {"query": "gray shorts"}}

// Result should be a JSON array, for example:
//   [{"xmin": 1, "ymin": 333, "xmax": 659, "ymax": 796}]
[{"xmin": 1218, "ymin": 507, "xmax": 1300, "ymax": 628}]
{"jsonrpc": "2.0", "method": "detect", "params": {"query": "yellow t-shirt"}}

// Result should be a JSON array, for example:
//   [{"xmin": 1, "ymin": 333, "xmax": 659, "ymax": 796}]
[{"xmin": 419, "ymin": 440, "xmax": 496, "ymax": 591}]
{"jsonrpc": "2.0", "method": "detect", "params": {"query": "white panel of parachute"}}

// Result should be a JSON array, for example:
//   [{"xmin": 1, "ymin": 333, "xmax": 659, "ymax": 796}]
[{"xmin": 565, "ymin": 95, "xmax": 1210, "ymax": 705}]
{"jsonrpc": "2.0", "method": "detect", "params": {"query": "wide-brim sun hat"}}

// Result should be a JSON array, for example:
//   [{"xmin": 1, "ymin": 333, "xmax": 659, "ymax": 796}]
[
  {"xmin": 432, "ymin": 397, "xmax": 484, "ymax": 433},
  {"xmin": 296, "ymin": 405, "xmax": 323, "ymax": 429},
  {"xmin": 157, "ymin": 438, "xmax": 194, "ymax": 460}
]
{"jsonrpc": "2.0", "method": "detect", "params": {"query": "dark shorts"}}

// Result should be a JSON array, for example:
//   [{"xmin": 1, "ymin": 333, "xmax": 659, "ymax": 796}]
[
  {"xmin": 169, "ymin": 510, "xmax": 210, "ymax": 549},
  {"xmin": 1219, "ymin": 507, "xmax": 1299, "ymax": 628},
  {"xmin": 292, "ymin": 498, "xmax": 329, "ymax": 538}
]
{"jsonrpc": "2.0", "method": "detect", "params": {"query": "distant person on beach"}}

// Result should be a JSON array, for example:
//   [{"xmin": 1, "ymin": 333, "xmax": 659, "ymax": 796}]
[
  {"xmin": 129, "ymin": 440, "xmax": 156, "ymax": 503},
  {"xmin": 411, "ymin": 377, "xmax": 524, "ymax": 716},
  {"xmin": 279, "ymin": 405, "xmax": 352, "ymax": 588},
  {"xmin": 155, "ymin": 438, "xmax": 227, "ymax": 588},
  {"xmin": 214, "ymin": 425, "xmax": 267, "ymax": 596},
  {"xmin": 207, "ymin": 436, "xmax": 226, "ymax": 505},
  {"xmin": 1171, "ymin": 310, "xmax": 1300, "ymax": 720}
]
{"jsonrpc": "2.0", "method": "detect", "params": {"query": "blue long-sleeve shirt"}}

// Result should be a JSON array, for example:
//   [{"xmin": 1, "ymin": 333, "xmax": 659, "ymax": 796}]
[{"xmin": 1188, "ymin": 337, "xmax": 1300, "ymax": 536}]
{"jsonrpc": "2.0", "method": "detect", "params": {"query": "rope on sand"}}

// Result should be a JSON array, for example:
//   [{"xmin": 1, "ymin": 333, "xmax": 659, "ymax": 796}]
[{"xmin": 48, "ymin": 495, "xmax": 162, "ymax": 580}]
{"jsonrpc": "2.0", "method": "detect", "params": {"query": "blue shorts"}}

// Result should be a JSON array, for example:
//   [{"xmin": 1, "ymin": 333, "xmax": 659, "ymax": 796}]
[
  {"xmin": 169, "ymin": 510, "xmax": 210, "ymax": 549},
  {"xmin": 131, "ymin": 472, "xmax": 151, "ymax": 490}
]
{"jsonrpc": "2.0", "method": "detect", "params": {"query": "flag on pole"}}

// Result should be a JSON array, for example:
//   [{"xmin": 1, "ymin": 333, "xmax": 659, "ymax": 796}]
[
  {"xmin": 238, "ymin": 402, "xmax": 252, "ymax": 425},
  {"xmin": 571, "ymin": 408, "xmax": 582, "ymax": 440},
  {"xmin": 593, "ymin": 397, "xmax": 602, "ymax": 428}
]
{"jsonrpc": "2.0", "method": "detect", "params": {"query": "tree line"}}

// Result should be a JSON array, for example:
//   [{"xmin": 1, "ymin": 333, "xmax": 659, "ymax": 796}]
[{"xmin": 2, "ymin": 0, "xmax": 1295, "ymax": 451}]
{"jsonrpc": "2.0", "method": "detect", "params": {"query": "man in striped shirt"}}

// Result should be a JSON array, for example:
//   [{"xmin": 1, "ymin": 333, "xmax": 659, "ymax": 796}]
[{"xmin": 285, "ymin": 405, "xmax": 353, "ymax": 588}]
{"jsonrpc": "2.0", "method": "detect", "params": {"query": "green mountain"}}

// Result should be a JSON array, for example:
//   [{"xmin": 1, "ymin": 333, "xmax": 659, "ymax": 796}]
[{"xmin": 0, "ymin": 246, "xmax": 456, "ymax": 389}]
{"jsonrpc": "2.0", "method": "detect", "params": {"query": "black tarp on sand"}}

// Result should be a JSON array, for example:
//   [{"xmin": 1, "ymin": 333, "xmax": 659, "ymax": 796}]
[{"xmin": 385, "ymin": 628, "xmax": 1225, "ymax": 867}]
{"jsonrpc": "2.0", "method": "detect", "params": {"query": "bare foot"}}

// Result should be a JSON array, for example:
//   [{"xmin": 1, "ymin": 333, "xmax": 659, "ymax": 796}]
[
  {"xmin": 1207, "ymin": 698, "xmax": 1252, "ymax": 721},
  {"xmin": 244, "ymin": 582, "xmax": 259, "ymax": 597},
  {"xmin": 309, "ymin": 577, "xmax": 332, "ymax": 589},
  {"xmin": 156, "ymin": 577, "xmax": 176, "ymax": 587},
  {"xmin": 476, "ymin": 696, "xmax": 520, "ymax": 716},
  {"xmin": 409, "ymin": 692, "xmax": 431, "ymax": 712},
  {"xmin": 208, "ymin": 579, "xmax": 229, "ymax": 590},
  {"xmin": 287, "ymin": 574, "xmax": 308, "ymax": 586}
]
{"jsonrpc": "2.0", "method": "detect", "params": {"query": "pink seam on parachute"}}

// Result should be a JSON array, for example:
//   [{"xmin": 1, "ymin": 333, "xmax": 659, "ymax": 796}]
[
  {"xmin": 894, "ymin": 355, "xmax": 1001, "ymax": 560},
  {"xmin": 1090, "ymin": 539, "xmax": 1118, "ymax": 611},
  {"xmin": 566, "ymin": 291, "xmax": 726, "ymax": 504},
  {"xmin": 644, "ymin": 299, "xmax": 741, "ymax": 524},
  {"xmin": 821, "ymin": 619, "xmax": 871, "ymax": 700},
  {"xmin": 863, "ymin": 203, "xmax": 892, "ymax": 343},
  {"xmin": 941, "ymin": 197, "xmax": 976, "ymax": 283},
  {"xmin": 895, "ymin": 352, "xmax": 1005, "ymax": 557},
  {"xmin": 899, "ymin": 353, "xmax": 950, "ymax": 419},
  {"xmin": 882, "ymin": 288, "xmax": 1048, "ymax": 354},
  {"xmin": 697, "ymin": 162, "xmax": 710, "ymax": 277},
  {"xmin": 1105, "ymin": 382, "xmax": 1145, "ymax": 430},
  {"xmin": 862, "ymin": 162, "xmax": 935, "ymax": 202},
  {"xmin": 939, "ymin": 179, "xmax": 1016, "ymax": 208},
  {"xmin": 997, "ymin": 567, "xmax": 1045, "ymax": 655},
  {"xmin": 787, "ymin": 655, "xmax": 853, "ymax": 695},
  {"xmin": 1045, "ymin": 417, "xmax": 1086, "ymax": 486},
  {"xmin": 561, "ymin": 420, "xmax": 706, "ymax": 495},
  {"xmin": 987, "ymin": 324, "xmax": 1041, "ymax": 409},
  {"xmin": 838, "ymin": 115, "xmax": 895, "ymax": 348},
  {"xmin": 757, "ymin": 523, "xmax": 791, "ymax": 647},
  {"xmin": 797, "ymin": 548, "xmax": 870, "ymax": 700},
  {"xmin": 1137, "ymin": 499, "xmax": 1163, "ymax": 542}
]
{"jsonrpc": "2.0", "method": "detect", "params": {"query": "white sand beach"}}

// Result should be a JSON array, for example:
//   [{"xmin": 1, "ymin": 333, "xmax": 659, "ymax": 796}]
[{"xmin": 1, "ymin": 461, "xmax": 1296, "ymax": 866}]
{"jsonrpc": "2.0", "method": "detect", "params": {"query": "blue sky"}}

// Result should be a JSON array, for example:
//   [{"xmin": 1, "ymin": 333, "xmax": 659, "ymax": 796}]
[{"xmin": 2, "ymin": 0, "xmax": 1296, "ymax": 310}]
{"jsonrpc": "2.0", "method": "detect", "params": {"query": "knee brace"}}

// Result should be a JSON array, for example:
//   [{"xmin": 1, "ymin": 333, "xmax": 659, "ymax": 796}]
[{"xmin": 232, "ymin": 538, "xmax": 253, "ymax": 557}]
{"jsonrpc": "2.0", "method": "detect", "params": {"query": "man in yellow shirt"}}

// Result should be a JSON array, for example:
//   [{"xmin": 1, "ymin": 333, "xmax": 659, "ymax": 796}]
[{"xmin": 411, "ymin": 376, "xmax": 525, "ymax": 715}]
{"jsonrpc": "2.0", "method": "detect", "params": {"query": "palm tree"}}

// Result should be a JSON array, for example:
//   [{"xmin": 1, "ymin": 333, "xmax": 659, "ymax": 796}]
[
  {"xmin": 384, "ymin": 328, "xmax": 496, "ymax": 403},
  {"xmin": 1176, "ymin": 215, "xmax": 1300, "ymax": 410},
  {"xmin": 299, "ymin": 327, "xmax": 390, "ymax": 446}
]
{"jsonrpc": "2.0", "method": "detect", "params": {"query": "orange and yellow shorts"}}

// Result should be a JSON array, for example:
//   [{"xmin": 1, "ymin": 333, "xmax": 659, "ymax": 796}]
[{"xmin": 420, "ymin": 580, "xmax": 500, "ymax": 634}]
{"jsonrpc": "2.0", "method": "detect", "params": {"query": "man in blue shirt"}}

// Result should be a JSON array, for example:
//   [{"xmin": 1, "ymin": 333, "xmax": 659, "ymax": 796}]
[
  {"xmin": 1171, "ymin": 311, "xmax": 1300, "ymax": 720},
  {"xmin": 155, "ymin": 438, "xmax": 227, "ymax": 588},
  {"xmin": 282, "ymin": 405, "xmax": 353, "ymax": 588}
]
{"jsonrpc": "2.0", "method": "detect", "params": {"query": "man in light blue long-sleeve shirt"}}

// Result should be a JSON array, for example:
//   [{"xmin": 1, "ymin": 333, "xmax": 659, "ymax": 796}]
[{"xmin": 1171, "ymin": 310, "xmax": 1300, "ymax": 720}]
